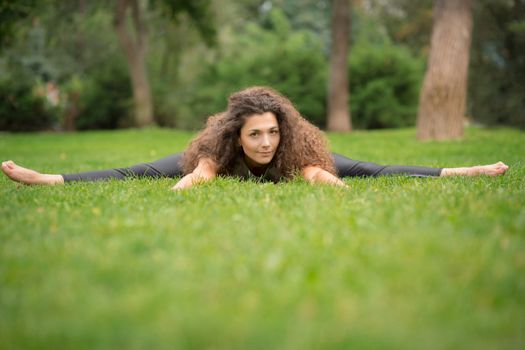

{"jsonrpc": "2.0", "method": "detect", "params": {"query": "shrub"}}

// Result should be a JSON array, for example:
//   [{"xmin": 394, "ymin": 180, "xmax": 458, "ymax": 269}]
[
  {"xmin": 349, "ymin": 43, "xmax": 423, "ymax": 129},
  {"xmin": 75, "ymin": 60, "xmax": 133, "ymax": 130},
  {"xmin": 180, "ymin": 9, "xmax": 327, "ymax": 129},
  {"xmin": 0, "ymin": 79, "xmax": 57, "ymax": 131}
]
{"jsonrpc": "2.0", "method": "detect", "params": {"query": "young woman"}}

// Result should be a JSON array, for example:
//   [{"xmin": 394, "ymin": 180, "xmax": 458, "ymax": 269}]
[{"xmin": 1, "ymin": 87, "xmax": 509, "ymax": 190}]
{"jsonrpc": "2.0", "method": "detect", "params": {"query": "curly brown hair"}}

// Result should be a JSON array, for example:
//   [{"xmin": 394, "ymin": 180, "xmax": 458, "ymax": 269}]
[{"xmin": 181, "ymin": 86, "xmax": 335, "ymax": 180}]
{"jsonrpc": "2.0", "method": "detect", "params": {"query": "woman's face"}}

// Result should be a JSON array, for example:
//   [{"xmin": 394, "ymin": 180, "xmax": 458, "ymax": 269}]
[{"xmin": 238, "ymin": 112, "xmax": 280, "ymax": 167}]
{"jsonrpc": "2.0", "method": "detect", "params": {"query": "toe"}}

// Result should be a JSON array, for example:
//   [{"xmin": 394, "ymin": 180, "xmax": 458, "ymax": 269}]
[{"xmin": 496, "ymin": 166, "xmax": 508, "ymax": 175}]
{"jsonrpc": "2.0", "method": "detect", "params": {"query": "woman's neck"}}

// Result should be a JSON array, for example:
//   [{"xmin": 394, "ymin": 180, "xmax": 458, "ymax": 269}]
[{"xmin": 244, "ymin": 155, "xmax": 269, "ymax": 176}]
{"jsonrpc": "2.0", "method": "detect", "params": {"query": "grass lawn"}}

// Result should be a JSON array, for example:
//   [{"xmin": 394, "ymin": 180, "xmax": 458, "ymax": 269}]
[{"xmin": 1, "ymin": 127, "xmax": 524, "ymax": 349}]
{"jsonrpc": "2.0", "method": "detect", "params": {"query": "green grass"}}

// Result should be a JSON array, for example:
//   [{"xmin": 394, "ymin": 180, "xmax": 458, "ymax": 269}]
[{"xmin": 1, "ymin": 127, "xmax": 524, "ymax": 350}]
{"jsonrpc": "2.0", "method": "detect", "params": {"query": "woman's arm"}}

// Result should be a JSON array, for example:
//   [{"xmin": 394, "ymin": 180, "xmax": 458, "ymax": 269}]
[
  {"xmin": 171, "ymin": 157, "xmax": 217, "ymax": 191},
  {"xmin": 301, "ymin": 166, "xmax": 348, "ymax": 187}
]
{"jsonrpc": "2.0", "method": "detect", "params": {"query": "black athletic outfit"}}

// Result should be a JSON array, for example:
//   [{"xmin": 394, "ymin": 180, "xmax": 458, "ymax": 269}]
[{"xmin": 61, "ymin": 152, "xmax": 442, "ymax": 182}]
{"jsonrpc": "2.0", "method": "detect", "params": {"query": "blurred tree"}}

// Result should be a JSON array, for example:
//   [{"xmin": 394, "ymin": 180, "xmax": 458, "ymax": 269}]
[
  {"xmin": 365, "ymin": 0, "xmax": 433, "ymax": 55},
  {"xmin": 371, "ymin": 0, "xmax": 524, "ymax": 128},
  {"xmin": 265, "ymin": 0, "xmax": 331, "ymax": 51},
  {"xmin": 181, "ymin": 8, "xmax": 327, "ymax": 128},
  {"xmin": 0, "ymin": 2, "xmax": 62, "ymax": 132},
  {"xmin": 469, "ymin": 0, "xmax": 525, "ymax": 128},
  {"xmin": 156, "ymin": 0, "xmax": 216, "ymax": 46},
  {"xmin": 61, "ymin": 0, "xmax": 86, "ymax": 131},
  {"xmin": 113, "ymin": 0, "xmax": 153, "ymax": 127},
  {"xmin": 327, "ymin": 0, "xmax": 352, "ymax": 132},
  {"xmin": 0, "ymin": 79, "xmax": 56, "ymax": 131},
  {"xmin": 417, "ymin": 0, "xmax": 473, "ymax": 140},
  {"xmin": 0, "ymin": 0, "xmax": 39, "ymax": 52},
  {"xmin": 76, "ymin": 60, "xmax": 132, "ymax": 130},
  {"xmin": 148, "ymin": 0, "xmax": 220, "ymax": 127},
  {"xmin": 113, "ymin": 0, "xmax": 216, "ymax": 128}
]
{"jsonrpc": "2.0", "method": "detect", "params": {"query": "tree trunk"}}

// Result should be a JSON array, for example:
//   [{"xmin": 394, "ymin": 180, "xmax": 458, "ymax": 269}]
[
  {"xmin": 416, "ymin": 0, "xmax": 473, "ymax": 140},
  {"xmin": 64, "ymin": 91, "xmax": 79, "ymax": 132},
  {"xmin": 113, "ymin": 0, "xmax": 154, "ymax": 127},
  {"xmin": 327, "ymin": 0, "xmax": 352, "ymax": 132}
]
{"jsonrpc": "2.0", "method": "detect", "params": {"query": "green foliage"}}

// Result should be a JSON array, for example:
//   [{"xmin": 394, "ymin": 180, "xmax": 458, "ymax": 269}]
[
  {"xmin": 1, "ymin": 128, "xmax": 524, "ymax": 349},
  {"xmin": 373, "ymin": 0, "xmax": 525, "ymax": 128},
  {"xmin": 151, "ymin": 81, "xmax": 177, "ymax": 128},
  {"xmin": 0, "ymin": 3, "xmax": 136, "ymax": 131},
  {"xmin": 75, "ymin": 60, "xmax": 133, "ymax": 130},
  {"xmin": 0, "ymin": 78, "xmax": 57, "ymax": 131},
  {"xmin": 154, "ymin": 0, "xmax": 217, "ymax": 46},
  {"xmin": 2, "ymin": 0, "xmax": 523, "ymax": 132},
  {"xmin": 469, "ymin": 0, "xmax": 525, "ymax": 128},
  {"xmin": 0, "ymin": 9, "xmax": 60, "ymax": 132},
  {"xmin": 368, "ymin": 0, "xmax": 433, "ymax": 54},
  {"xmin": 349, "ymin": 43, "xmax": 423, "ymax": 129},
  {"xmin": 0, "ymin": 0, "xmax": 39, "ymax": 52},
  {"xmin": 181, "ymin": 8, "xmax": 327, "ymax": 128}
]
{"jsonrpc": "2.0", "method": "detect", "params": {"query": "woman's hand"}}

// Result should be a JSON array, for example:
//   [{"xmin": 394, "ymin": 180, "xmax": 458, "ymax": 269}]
[
  {"xmin": 171, "ymin": 173, "xmax": 204, "ymax": 191},
  {"xmin": 171, "ymin": 157, "xmax": 217, "ymax": 191},
  {"xmin": 301, "ymin": 166, "xmax": 348, "ymax": 187}
]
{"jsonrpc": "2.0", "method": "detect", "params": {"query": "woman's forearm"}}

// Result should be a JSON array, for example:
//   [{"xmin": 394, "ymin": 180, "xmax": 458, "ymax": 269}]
[
  {"xmin": 171, "ymin": 157, "xmax": 217, "ymax": 190},
  {"xmin": 192, "ymin": 157, "xmax": 218, "ymax": 179},
  {"xmin": 301, "ymin": 166, "xmax": 347, "ymax": 187}
]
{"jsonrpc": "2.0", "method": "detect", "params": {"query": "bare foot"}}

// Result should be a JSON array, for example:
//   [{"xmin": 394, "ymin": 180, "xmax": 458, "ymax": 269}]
[
  {"xmin": 441, "ymin": 162, "xmax": 509, "ymax": 177},
  {"xmin": 1, "ymin": 160, "xmax": 64, "ymax": 185}
]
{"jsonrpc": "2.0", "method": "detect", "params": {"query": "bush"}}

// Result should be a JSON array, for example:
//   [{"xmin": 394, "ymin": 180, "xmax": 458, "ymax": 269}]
[
  {"xmin": 75, "ymin": 60, "xmax": 133, "ymax": 130},
  {"xmin": 349, "ymin": 43, "xmax": 423, "ymax": 129},
  {"xmin": 180, "ymin": 9, "xmax": 327, "ymax": 129},
  {"xmin": 0, "ymin": 79, "xmax": 57, "ymax": 131},
  {"xmin": 151, "ymin": 79, "xmax": 178, "ymax": 128}
]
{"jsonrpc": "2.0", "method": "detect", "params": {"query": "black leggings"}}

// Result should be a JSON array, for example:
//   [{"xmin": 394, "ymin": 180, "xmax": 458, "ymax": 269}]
[{"xmin": 61, "ymin": 153, "xmax": 442, "ymax": 182}]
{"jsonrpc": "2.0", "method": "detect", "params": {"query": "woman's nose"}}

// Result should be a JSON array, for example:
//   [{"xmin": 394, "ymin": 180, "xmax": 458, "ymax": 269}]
[{"xmin": 261, "ymin": 134, "xmax": 271, "ymax": 147}]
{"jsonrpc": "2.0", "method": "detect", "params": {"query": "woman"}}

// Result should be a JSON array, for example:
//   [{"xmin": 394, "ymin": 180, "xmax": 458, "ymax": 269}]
[{"xmin": 1, "ymin": 87, "xmax": 509, "ymax": 190}]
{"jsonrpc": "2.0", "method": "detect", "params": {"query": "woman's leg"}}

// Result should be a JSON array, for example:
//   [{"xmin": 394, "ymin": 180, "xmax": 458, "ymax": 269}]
[
  {"xmin": 1, "ymin": 153, "xmax": 184, "ymax": 185},
  {"xmin": 332, "ymin": 153, "xmax": 442, "ymax": 177},
  {"xmin": 332, "ymin": 153, "xmax": 509, "ymax": 177},
  {"xmin": 440, "ymin": 162, "xmax": 509, "ymax": 176},
  {"xmin": 1, "ymin": 161, "xmax": 64, "ymax": 185},
  {"xmin": 62, "ymin": 153, "xmax": 184, "ymax": 182}
]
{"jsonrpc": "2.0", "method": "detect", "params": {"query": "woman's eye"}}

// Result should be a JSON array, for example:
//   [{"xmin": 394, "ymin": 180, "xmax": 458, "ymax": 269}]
[{"xmin": 271, "ymin": 130, "xmax": 279, "ymax": 134}]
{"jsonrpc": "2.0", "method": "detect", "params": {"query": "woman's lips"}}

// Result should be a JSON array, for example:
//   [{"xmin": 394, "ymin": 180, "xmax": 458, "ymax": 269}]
[{"xmin": 259, "ymin": 151, "xmax": 273, "ymax": 156}]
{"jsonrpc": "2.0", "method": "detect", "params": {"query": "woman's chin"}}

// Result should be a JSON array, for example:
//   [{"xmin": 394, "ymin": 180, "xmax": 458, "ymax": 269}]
[
  {"xmin": 246, "ymin": 155, "xmax": 273, "ymax": 167},
  {"xmin": 253, "ymin": 160, "xmax": 271, "ymax": 166}
]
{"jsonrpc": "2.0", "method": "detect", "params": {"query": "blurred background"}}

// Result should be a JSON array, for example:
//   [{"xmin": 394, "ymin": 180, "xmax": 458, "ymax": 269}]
[{"xmin": 0, "ymin": 0, "xmax": 523, "ymax": 133}]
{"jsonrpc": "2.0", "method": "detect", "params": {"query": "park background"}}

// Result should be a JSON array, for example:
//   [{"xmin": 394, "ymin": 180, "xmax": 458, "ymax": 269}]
[
  {"xmin": 1, "ymin": 1, "xmax": 525, "ymax": 349},
  {"xmin": 1, "ymin": 0, "xmax": 524, "ymax": 134}
]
